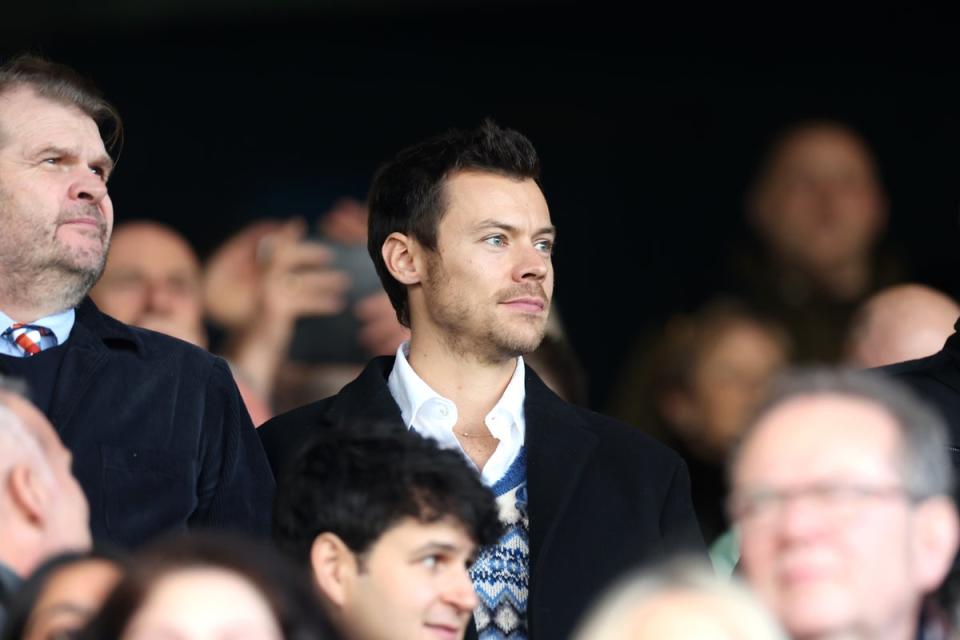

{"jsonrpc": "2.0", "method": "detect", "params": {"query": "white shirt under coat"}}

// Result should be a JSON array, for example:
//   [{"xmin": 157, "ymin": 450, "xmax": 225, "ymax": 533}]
[{"xmin": 387, "ymin": 341, "xmax": 526, "ymax": 487}]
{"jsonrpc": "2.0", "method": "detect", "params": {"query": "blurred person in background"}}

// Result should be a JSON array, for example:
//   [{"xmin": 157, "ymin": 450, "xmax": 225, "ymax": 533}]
[
  {"xmin": 90, "ymin": 220, "xmax": 274, "ymax": 425},
  {"xmin": 845, "ymin": 283, "xmax": 960, "ymax": 369},
  {"xmin": 202, "ymin": 197, "xmax": 409, "ymax": 414},
  {"xmin": 273, "ymin": 425, "xmax": 502, "ymax": 640},
  {"xmin": 572, "ymin": 558, "xmax": 787, "ymax": 640},
  {"xmin": 0, "ymin": 54, "xmax": 272, "ymax": 547},
  {"xmin": 730, "ymin": 370, "xmax": 958, "ymax": 640},
  {"xmin": 609, "ymin": 300, "xmax": 789, "ymax": 545},
  {"xmin": 0, "ymin": 381, "xmax": 91, "ymax": 629},
  {"xmin": 2, "ymin": 548, "xmax": 127, "ymax": 640},
  {"xmin": 78, "ymin": 533, "xmax": 335, "ymax": 640},
  {"xmin": 729, "ymin": 120, "xmax": 901, "ymax": 363}
]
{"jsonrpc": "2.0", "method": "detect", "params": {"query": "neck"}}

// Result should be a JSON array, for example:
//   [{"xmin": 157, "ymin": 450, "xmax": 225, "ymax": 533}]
[
  {"xmin": 0, "ymin": 272, "xmax": 82, "ymax": 323},
  {"xmin": 406, "ymin": 334, "xmax": 518, "ymax": 419}
]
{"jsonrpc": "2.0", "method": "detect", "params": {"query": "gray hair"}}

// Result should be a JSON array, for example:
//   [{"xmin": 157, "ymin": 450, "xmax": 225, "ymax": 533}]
[
  {"xmin": 572, "ymin": 557, "xmax": 787, "ymax": 640},
  {"xmin": 729, "ymin": 368, "xmax": 953, "ymax": 499}
]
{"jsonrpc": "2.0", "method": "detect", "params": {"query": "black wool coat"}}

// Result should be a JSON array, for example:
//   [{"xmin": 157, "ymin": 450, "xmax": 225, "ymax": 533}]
[
  {"xmin": 259, "ymin": 356, "xmax": 705, "ymax": 639},
  {"xmin": 0, "ymin": 298, "xmax": 275, "ymax": 548}
]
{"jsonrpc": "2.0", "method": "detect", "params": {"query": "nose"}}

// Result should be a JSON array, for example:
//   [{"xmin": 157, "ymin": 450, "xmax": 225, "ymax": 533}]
[
  {"xmin": 144, "ymin": 281, "xmax": 175, "ymax": 315},
  {"xmin": 67, "ymin": 168, "xmax": 109, "ymax": 206},
  {"xmin": 444, "ymin": 569, "xmax": 479, "ymax": 612},
  {"xmin": 777, "ymin": 492, "xmax": 830, "ymax": 542},
  {"xmin": 512, "ymin": 242, "xmax": 549, "ymax": 282}
]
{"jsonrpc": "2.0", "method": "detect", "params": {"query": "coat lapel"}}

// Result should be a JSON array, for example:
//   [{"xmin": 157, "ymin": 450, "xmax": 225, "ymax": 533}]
[
  {"xmin": 936, "ymin": 330, "xmax": 960, "ymax": 394},
  {"xmin": 39, "ymin": 300, "xmax": 128, "ymax": 434},
  {"xmin": 324, "ymin": 356, "xmax": 407, "ymax": 430},
  {"xmin": 523, "ymin": 368, "xmax": 598, "ymax": 594}
]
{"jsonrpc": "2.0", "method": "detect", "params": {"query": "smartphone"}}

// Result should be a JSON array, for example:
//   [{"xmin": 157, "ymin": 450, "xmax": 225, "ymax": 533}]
[{"xmin": 287, "ymin": 240, "xmax": 384, "ymax": 364}]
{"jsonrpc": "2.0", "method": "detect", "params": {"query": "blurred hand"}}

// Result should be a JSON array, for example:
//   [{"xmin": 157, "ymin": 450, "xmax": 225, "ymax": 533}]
[
  {"xmin": 318, "ymin": 197, "xmax": 369, "ymax": 246},
  {"xmin": 355, "ymin": 291, "xmax": 410, "ymax": 356},
  {"xmin": 203, "ymin": 220, "xmax": 285, "ymax": 330},
  {"xmin": 256, "ymin": 219, "xmax": 351, "ymax": 337}
]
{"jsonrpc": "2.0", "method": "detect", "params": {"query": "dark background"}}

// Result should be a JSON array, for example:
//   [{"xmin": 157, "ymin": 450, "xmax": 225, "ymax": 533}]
[{"xmin": 5, "ymin": 4, "xmax": 960, "ymax": 408}]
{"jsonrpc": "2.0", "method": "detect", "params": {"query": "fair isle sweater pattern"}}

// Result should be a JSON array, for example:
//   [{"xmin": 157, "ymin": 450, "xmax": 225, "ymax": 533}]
[{"xmin": 471, "ymin": 447, "xmax": 529, "ymax": 640}]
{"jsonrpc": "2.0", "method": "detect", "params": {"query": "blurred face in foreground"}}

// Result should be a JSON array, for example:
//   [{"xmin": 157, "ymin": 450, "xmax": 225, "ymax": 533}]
[
  {"xmin": 315, "ymin": 516, "xmax": 480, "ymax": 640},
  {"xmin": 732, "ymin": 394, "xmax": 958, "ymax": 640},
  {"xmin": 121, "ymin": 567, "xmax": 283, "ymax": 640},
  {"xmin": 23, "ymin": 558, "xmax": 122, "ymax": 640}
]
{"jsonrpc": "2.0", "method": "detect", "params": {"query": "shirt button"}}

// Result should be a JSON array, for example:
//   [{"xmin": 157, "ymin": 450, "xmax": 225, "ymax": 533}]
[{"xmin": 439, "ymin": 406, "xmax": 449, "ymax": 417}]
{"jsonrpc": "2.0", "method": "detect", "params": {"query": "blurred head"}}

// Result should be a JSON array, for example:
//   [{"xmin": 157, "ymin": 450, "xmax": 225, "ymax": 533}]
[
  {"xmin": 652, "ymin": 301, "xmax": 789, "ymax": 460},
  {"xmin": 2, "ymin": 549, "xmax": 126, "ymax": 640},
  {"xmin": 368, "ymin": 119, "xmax": 545, "ymax": 332},
  {"xmin": 748, "ymin": 121, "xmax": 887, "ymax": 282},
  {"xmin": 79, "ymin": 533, "xmax": 333, "ymax": 640},
  {"xmin": 730, "ymin": 370, "xmax": 959, "ymax": 640},
  {"xmin": 0, "ymin": 380, "xmax": 90, "ymax": 577},
  {"xmin": 273, "ymin": 425, "xmax": 503, "ymax": 640},
  {"xmin": 573, "ymin": 558, "xmax": 787, "ymax": 640},
  {"xmin": 90, "ymin": 221, "xmax": 206, "ymax": 347},
  {"xmin": 0, "ymin": 55, "xmax": 121, "ymax": 316},
  {"xmin": 845, "ymin": 284, "xmax": 960, "ymax": 368}
]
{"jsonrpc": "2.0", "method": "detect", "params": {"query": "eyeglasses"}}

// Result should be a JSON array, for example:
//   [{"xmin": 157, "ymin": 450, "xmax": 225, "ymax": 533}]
[{"xmin": 728, "ymin": 482, "xmax": 921, "ymax": 529}]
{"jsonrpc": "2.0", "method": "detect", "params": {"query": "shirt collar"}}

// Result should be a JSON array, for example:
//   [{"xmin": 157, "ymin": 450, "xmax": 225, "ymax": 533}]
[
  {"xmin": 387, "ymin": 341, "xmax": 526, "ymax": 444},
  {"xmin": 0, "ymin": 308, "xmax": 75, "ymax": 346}
]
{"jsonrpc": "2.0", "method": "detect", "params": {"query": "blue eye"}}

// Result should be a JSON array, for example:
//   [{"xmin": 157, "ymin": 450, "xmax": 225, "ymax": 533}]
[
  {"xmin": 534, "ymin": 239, "xmax": 554, "ymax": 254},
  {"xmin": 485, "ymin": 235, "xmax": 505, "ymax": 247},
  {"xmin": 422, "ymin": 555, "xmax": 440, "ymax": 569}
]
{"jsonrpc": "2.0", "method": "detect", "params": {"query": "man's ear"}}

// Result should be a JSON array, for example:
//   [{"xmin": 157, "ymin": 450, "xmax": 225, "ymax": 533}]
[
  {"xmin": 7, "ymin": 463, "xmax": 49, "ymax": 528},
  {"xmin": 310, "ymin": 532, "xmax": 360, "ymax": 608},
  {"xmin": 911, "ymin": 497, "xmax": 960, "ymax": 593},
  {"xmin": 381, "ymin": 232, "xmax": 422, "ymax": 286}
]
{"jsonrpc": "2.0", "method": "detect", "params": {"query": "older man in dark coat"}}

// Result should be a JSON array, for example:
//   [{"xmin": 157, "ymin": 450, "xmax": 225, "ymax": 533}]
[{"xmin": 0, "ymin": 55, "xmax": 272, "ymax": 548}]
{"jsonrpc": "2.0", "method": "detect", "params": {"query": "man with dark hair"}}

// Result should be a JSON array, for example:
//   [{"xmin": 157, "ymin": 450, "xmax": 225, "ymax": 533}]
[
  {"xmin": 0, "ymin": 53, "xmax": 273, "ymax": 547},
  {"xmin": 259, "ymin": 120, "xmax": 704, "ymax": 639},
  {"xmin": 274, "ymin": 425, "xmax": 502, "ymax": 640}
]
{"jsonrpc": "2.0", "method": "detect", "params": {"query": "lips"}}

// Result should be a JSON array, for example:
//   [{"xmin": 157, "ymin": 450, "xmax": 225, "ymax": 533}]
[
  {"xmin": 424, "ymin": 623, "xmax": 463, "ymax": 640},
  {"xmin": 501, "ymin": 297, "xmax": 546, "ymax": 313}
]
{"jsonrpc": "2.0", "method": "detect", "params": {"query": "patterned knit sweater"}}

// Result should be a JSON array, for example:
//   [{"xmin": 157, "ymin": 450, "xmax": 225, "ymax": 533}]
[{"xmin": 470, "ymin": 447, "xmax": 529, "ymax": 639}]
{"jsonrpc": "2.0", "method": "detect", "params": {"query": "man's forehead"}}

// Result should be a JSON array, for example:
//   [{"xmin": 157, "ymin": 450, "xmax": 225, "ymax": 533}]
[
  {"xmin": 0, "ymin": 85, "xmax": 106, "ymax": 152},
  {"xmin": 738, "ymin": 394, "xmax": 900, "ymax": 480},
  {"xmin": 441, "ymin": 171, "xmax": 550, "ymax": 224}
]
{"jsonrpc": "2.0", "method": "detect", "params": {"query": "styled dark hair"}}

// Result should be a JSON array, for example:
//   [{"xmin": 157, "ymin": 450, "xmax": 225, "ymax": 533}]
[
  {"xmin": 1, "ymin": 546, "xmax": 129, "ymax": 640},
  {"xmin": 77, "ymin": 533, "xmax": 335, "ymax": 640},
  {"xmin": 273, "ymin": 424, "xmax": 504, "ymax": 563},
  {"xmin": 0, "ymin": 54, "xmax": 123, "ymax": 157},
  {"xmin": 367, "ymin": 119, "xmax": 541, "ymax": 326}
]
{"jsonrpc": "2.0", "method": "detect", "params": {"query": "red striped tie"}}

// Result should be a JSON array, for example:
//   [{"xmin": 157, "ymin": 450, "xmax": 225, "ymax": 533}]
[{"xmin": 2, "ymin": 323, "xmax": 53, "ymax": 356}]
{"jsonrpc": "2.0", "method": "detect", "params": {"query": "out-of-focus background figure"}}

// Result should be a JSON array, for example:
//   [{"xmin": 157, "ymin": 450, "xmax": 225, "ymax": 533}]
[
  {"xmin": 845, "ymin": 283, "xmax": 960, "ymax": 369},
  {"xmin": 572, "ymin": 559, "xmax": 787, "ymax": 640},
  {"xmin": 731, "ymin": 120, "xmax": 901, "ymax": 364},
  {"xmin": 610, "ymin": 300, "xmax": 790, "ymax": 544},
  {"xmin": 201, "ymin": 199, "xmax": 409, "ymax": 415}
]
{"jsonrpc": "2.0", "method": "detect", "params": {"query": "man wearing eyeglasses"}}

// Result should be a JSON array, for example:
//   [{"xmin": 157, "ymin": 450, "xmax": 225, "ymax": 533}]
[{"xmin": 729, "ymin": 370, "xmax": 960, "ymax": 640}]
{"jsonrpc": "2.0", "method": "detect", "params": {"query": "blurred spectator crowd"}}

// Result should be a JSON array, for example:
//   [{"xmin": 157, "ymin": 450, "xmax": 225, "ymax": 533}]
[{"xmin": 5, "ymin": 51, "xmax": 960, "ymax": 640}]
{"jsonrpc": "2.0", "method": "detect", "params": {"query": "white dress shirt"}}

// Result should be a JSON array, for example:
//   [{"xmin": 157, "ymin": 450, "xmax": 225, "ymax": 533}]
[
  {"xmin": 387, "ymin": 341, "xmax": 526, "ymax": 486},
  {"xmin": 0, "ymin": 308, "xmax": 75, "ymax": 357}
]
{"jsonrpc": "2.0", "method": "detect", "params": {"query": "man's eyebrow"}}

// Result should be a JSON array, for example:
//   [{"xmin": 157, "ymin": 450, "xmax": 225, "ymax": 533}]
[
  {"xmin": 412, "ymin": 541, "xmax": 464, "ymax": 555},
  {"xmin": 31, "ymin": 145, "xmax": 114, "ymax": 174},
  {"xmin": 472, "ymin": 219, "xmax": 557, "ymax": 236}
]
